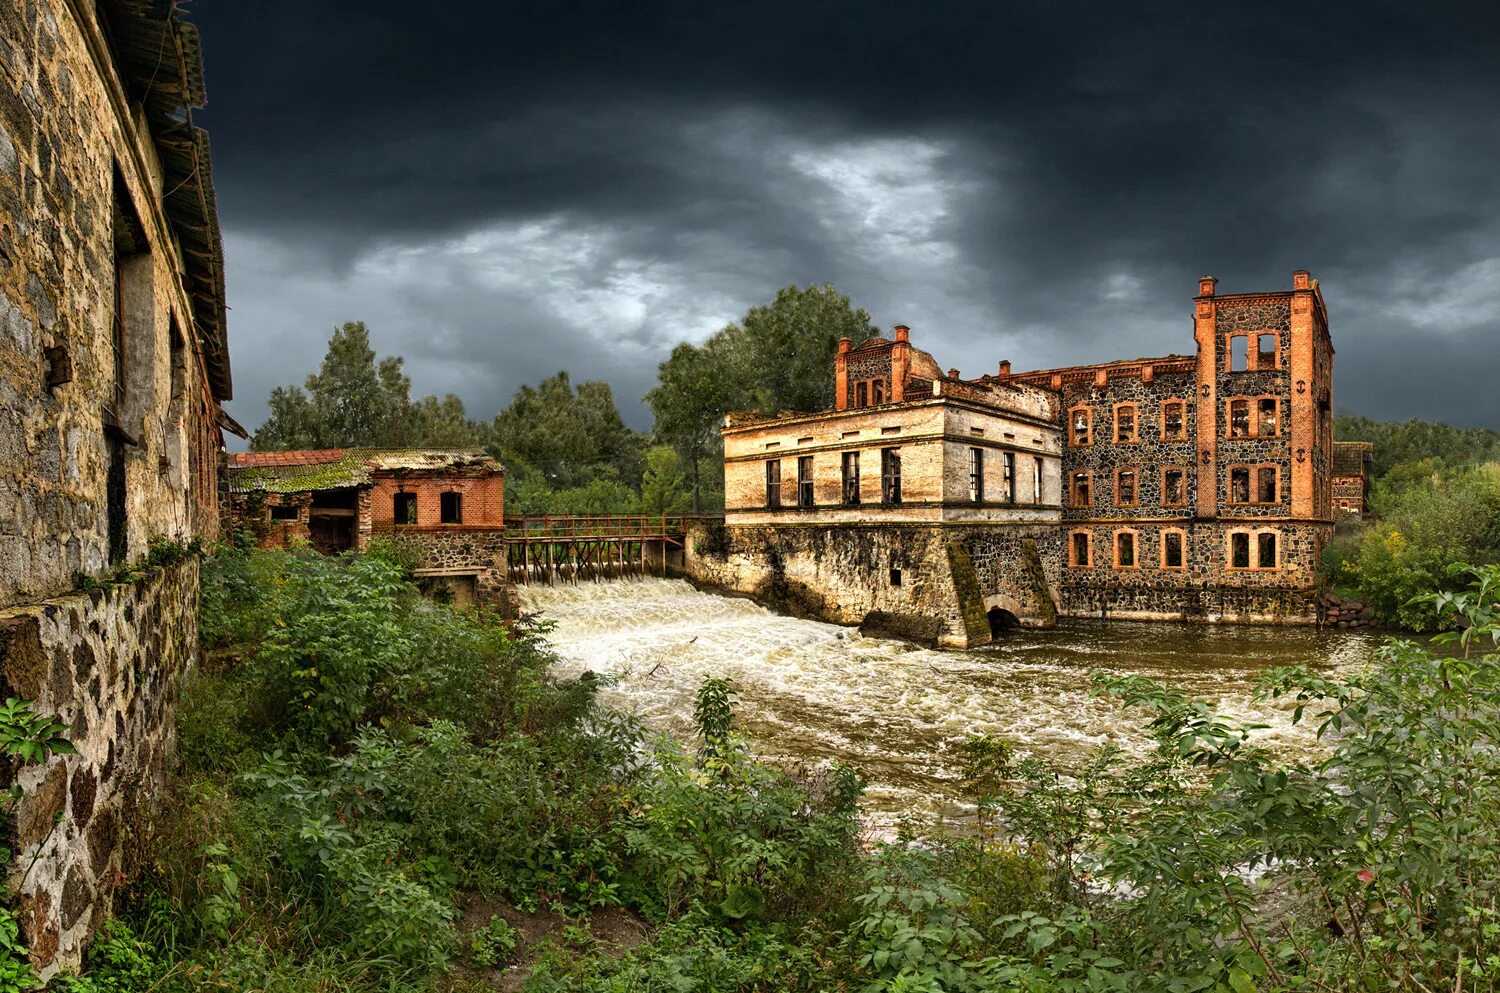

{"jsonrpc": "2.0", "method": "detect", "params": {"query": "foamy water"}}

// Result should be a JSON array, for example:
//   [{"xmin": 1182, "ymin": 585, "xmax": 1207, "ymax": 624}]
[{"xmin": 520, "ymin": 578, "xmax": 1382, "ymax": 821}]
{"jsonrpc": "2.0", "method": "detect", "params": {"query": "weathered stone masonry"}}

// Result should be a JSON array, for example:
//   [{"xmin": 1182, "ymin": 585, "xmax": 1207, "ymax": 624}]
[
  {"xmin": 711, "ymin": 273, "xmax": 1339, "ymax": 644},
  {"xmin": 1, "ymin": 0, "xmax": 232, "ymax": 974}
]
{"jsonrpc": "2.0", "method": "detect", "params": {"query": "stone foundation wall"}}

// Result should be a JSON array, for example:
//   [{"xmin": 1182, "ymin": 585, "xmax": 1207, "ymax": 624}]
[
  {"xmin": 681, "ymin": 521, "xmax": 1060, "ymax": 647},
  {"xmin": 0, "ymin": 558, "xmax": 198, "ymax": 977}
]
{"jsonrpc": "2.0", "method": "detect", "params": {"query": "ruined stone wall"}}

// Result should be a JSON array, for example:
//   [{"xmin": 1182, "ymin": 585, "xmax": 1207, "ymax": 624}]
[
  {"xmin": 1058, "ymin": 369, "xmax": 1199, "ymax": 520},
  {"xmin": 681, "ymin": 521, "xmax": 1060, "ymax": 647},
  {"xmin": 1054, "ymin": 521, "xmax": 1322, "ymax": 622},
  {"xmin": 0, "ymin": 558, "xmax": 198, "ymax": 976},
  {"xmin": 0, "ymin": 0, "xmax": 223, "ymax": 604}
]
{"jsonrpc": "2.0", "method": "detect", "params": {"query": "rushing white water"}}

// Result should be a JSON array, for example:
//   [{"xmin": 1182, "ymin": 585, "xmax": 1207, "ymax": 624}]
[{"xmin": 520, "ymin": 578, "xmax": 1384, "ymax": 821}]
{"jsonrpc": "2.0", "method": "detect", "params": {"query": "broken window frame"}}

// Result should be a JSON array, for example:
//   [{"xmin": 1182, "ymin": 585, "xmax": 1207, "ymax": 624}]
[
  {"xmin": 1114, "ymin": 403, "xmax": 1139, "ymax": 443},
  {"xmin": 1068, "ymin": 406, "xmax": 1092, "ymax": 447},
  {"xmin": 968, "ymin": 447, "xmax": 984, "ymax": 503},
  {"xmin": 1069, "ymin": 470, "xmax": 1092, "ymax": 508},
  {"xmin": 797, "ymin": 455, "xmax": 815, "ymax": 509},
  {"xmin": 841, "ymin": 451, "xmax": 861, "ymax": 505},
  {"xmin": 881, "ymin": 448, "xmax": 902, "ymax": 505},
  {"xmin": 1115, "ymin": 467, "xmax": 1138, "ymax": 507},
  {"xmin": 1162, "ymin": 466, "xmax": 1187, "ymax": 507},
  {"xmin": 1161, "ymin": 399, "xmax": 1186, "ymax": 440},
  {"xmin": 765, "ymin": 460, "xmax": 782, "ymax": 508},
  {"xmin": 394, "ymin": 492, "xmax": 418, "ymax": 525}
]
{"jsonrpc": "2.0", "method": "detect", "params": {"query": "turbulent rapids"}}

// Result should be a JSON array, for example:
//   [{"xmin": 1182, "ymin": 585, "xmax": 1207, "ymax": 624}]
[{"xmin": 520, "ymin": 578, "xmax": 1382, "ymax": 820}]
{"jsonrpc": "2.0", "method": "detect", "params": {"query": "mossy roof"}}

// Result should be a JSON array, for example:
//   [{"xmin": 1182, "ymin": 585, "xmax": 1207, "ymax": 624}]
[{"xmin": 228, "ymin": 449, "xmax": 501, "ymax": 494}]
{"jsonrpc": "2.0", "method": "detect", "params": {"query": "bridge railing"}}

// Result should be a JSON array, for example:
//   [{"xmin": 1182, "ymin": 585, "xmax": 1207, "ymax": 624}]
[{"xmin": 502, "ymin": 514, "xmax": 722, "ymax": 540}]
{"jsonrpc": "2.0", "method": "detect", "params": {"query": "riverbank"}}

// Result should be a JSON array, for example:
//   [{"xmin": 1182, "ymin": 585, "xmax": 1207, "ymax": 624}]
[{"xmin": 47, "ymin": 547, "xmax": 1500, "ymax": 993}]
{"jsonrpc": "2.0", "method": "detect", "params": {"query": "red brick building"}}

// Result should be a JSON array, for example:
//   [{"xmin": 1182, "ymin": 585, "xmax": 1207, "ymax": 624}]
[{"xmin": 226, "ymin": 449, "xmax": 508, "ymax": 605}]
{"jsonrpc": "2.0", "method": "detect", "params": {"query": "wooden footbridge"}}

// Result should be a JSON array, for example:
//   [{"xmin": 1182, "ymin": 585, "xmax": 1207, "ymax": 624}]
[{"xmin": 503, "ymin": 515, "xmax": 705, "ymax": 584}]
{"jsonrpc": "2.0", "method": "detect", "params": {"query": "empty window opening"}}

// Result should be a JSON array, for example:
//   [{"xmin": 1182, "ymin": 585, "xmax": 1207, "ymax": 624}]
[
  {"xmin": 1116, "ymin": 468, "xmax": 1138, "ymax": 507},
  {"xmin": 1231, "ymin": 532, "xmax": 1251, "ymax": 569},
  {"xmin": 1258, "ymin": 532, "xmax": 1278, "ymax": 569},
  {"xmin": 969, "ymin": 447, "xmax": 984, "ymax": 503},
  {"xmin": 270, "ymin": 504, "xmax": 299, "ymax": 521},
  {"xmin": 106, "ymin": 436, "xmax": 126, "ymax": 564},
  {"xmin": 841, "ymin": 451, "xmax": 861, "ymax": 505},
  {"xmin": 881, "ymin": 425, "xmax": 901, "ymax": 435},
  {"xmin": 1032, "ymin": 457, "xmax": 1043, "ymax": 504},
  {"xmin": 440, "ymin": 491, "xmax": 463, "ymax": 524},
  {"xmin": 1115, "ymin": 531, "xmax": 1137, "ymax": 569},
  {"xmin": 765, "ymin": 460, "xmax": 782, "ymax": 509},
  {"xmin": 987, "ymin": 607, "xmax": 1019, "ymax": 637},
  {"xmin": 1070, "ymin": 471, "xmax": 1091, "ymax": 508},
  {"xmin": 1162, "ymin": 401, "xmax": 1185, "ymax": 440},
  {"xmin": 970, "ymin": 426, "xmax": 985, "ymax": 436},
  {"xmin": 1257, "ymin": 333, "xmax": 1277, "ymax": 369},
  {"xmin": 1003, "ymin": 452, "xmax": 1016, "ymax": 504},
  {"xmin": 1230, "ymin": 467, "xmax": 1251, "ymax": 504},
  {"xmin": 1163, "ymin": 468, "xmax": 1186, "ymax": 506},
  {"xmin": 855, "ymin": 382, "xmax": 868, "ymax": 407},
  {"xmin": 797, "ymin": 455, "xmax": 815, "ymax": 508},
  {"xmin": 1163, "ymin": 531, "xmax": 1185, "ymax": 569},
  {"xmin": 1257, "ymin": 466, "xmax": 1279, "ymax": 504},
  {"xmin": 881, "ymin": 448, "xmax": 902, "ymax": 505},
  {"xmin": 394, "ymin": 492, "xmax": 417, "ymax": 524},
  {"xmin": 889, "ymin": 567, "xmax": 903, "ymax": 587},
  {"xmin": 1229, "ymin": 399, "xmax": 1250, "ymax": 438},
  {"xmin": 1257, "ymin": 398, "xmax": 1278, "ymax": 437},
  {"xmin": 1231, "ymin": 335, "xmax": 1249, "ymax": 371},
  {"xmin": 1070, "ymin": 531, "xmax": 1091, "ymax": 568},
  {"xmin": 841, "ymin": 430, "xmax": 860, "ymax": 439},
  {"xmin": 1115, "ymin": 404, "xmax": 1138, "ymax": 443},
  {"xmin": 797, "ymin": 436, "xmax": 813, "ymax": 445},
  {"xmin": 871, "ymin": 379, "xmax": 886, "ymax": 404},
  {"xmin": 1069, "ymin": 407, "xmax": 1091, "ymax": 446}
]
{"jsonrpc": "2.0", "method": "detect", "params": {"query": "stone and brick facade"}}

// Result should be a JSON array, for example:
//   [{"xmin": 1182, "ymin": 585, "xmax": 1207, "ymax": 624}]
[
  {"xmin": 0, "ymin": 0, "xmax": 232, "ymax": 973},
  {"xmin": 712, "ymin": 273, "xmax": 1341, "ymax": 646},
  {"xmin": 1332, "ymin": 441, "xmax": 1373, "ymax": 515},
  {"xmin": 226, "ymin": 449, "xmax": 511, "ymax": 608}
]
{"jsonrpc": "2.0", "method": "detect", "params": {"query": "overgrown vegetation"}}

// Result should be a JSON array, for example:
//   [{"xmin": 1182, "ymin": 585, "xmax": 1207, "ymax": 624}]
[
  {"xmin": 59, "ymin": 546, "xmax": 1500, "ymax": 992},
  {"xmin": 1327, "ymin": 415, "xmax": 1500, "ymax": 629}
]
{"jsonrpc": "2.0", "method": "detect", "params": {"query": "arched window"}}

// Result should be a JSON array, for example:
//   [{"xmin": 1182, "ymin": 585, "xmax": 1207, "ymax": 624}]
[
  {"xmin": 1068, "ymin": 407, "xmax": 1092, "ymax": 447},
  {"xmin": 1068, "ymin": 530, "xmax": 1091, "ymax": 568},
  {"xmin": 1114, "ymin": 403, "xmax": 1139, "ymax": 443},
  {"xmin": 1161, "ymin": 529, "xmax": 1186, "ymax": 570}
]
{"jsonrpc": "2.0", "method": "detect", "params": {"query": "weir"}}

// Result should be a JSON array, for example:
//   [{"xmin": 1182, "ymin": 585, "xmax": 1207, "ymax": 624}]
[{"xmin": 503, "ymin": 515, "xmax": 701, "ymax": 585}]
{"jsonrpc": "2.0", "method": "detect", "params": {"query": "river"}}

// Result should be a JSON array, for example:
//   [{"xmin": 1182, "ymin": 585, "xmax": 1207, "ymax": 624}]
[{"xmin": 519, "ymin": 578, "xmax": 1385, "ymax": 822}]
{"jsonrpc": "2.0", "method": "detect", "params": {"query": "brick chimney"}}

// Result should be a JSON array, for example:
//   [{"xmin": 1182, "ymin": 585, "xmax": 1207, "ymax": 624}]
[
  {"xmin": 835, "ymin": 338, "xmax": 852, "ymax": 410},
  {"xmin": 1293, "ymin": 269, "xmax": 1312, "ymax": 290},
  {"xmin": 1198, "ymin": 275, "xmax": 1218, "ymax": 297},
  {"xmin": 890, "ymin": 326, "xmax": 911, "ymax": 403},
  {"xmin": 999, "ymin": 360, "xmax": 1012, "ymax": 376}
]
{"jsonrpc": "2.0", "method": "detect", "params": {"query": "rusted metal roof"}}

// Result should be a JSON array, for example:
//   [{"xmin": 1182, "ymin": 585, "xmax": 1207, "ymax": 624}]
[{"xmin": 98, "ymin": 0, "xmax": 231, "ymax": 400}]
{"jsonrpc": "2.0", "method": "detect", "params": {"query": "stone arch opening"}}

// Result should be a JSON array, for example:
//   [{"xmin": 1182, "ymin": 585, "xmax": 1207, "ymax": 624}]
[{"xmin": 987, "ymin": 606, "xmax": 1019, "ymax": 637}]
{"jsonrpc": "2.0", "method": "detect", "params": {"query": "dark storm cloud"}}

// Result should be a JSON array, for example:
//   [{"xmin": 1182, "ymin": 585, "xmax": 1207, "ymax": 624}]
[{"xmin": 187, "ymin": 0, "xmax": 1500, "ymax": 432}]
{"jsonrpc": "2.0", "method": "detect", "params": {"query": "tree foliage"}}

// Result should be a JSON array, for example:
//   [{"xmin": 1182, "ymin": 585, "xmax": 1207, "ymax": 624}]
[
  {"xmin": 252, "ymin": 322, "xmax": 484, "ymax": 451},
  {"xmin": 646, "ymin": 283, "xmax": 875, "ymax": 510}
]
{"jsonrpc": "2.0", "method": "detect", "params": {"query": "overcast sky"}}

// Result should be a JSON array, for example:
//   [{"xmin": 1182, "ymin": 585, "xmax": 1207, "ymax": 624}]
[{"xmin": 189, "ymin": 0, "xmax": 1500, "ymax": 434}]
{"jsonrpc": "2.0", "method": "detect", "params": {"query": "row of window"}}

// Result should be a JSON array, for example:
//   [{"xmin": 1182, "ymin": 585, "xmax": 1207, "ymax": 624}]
[
  {"xmin": 1067, "ymin": 396, "xmax": 1282, "ymax": 447},
  {"xmin": 1069, "ymin": 529, "xmax": 1282, "ymax": 571},
  {"xmin": 765, "ymin": 448, "xmax": 1047, "ymax": 509},
  {"xmin": 1065, "ymin": 464, "xmax": 1280, "ymax": 509},
  {"xmin": 394, "ymin": 491, "xmax": 465, "ymax": 524}
]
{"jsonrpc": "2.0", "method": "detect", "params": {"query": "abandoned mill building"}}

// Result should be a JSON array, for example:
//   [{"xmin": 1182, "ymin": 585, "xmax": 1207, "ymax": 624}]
[
  {"xmin": 0, "ymin": 0, "xmax": 234, "ymax": 973},
  {"xmin": 225, "ymin": 448, "xmax": 512, "ymax": 607},
  {"xmin": 699, "ymin": 272, "xmax": 1340, "ymax": 648}
]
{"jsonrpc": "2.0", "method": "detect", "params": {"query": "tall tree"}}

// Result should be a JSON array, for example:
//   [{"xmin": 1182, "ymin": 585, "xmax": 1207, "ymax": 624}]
[
  {"xmin": 488, "ymin": 372, "xmax": 645, "ymax": 492},
  {"xmin": 252, "ymin": 322, "xmax": 483, "ymax": 450},
  {"xmin": 646, "ymin": 283, "xmax": 875, "ymax": 509}
]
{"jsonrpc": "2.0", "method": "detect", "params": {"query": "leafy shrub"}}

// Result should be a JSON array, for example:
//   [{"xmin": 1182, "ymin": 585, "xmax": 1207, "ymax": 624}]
[{"xmin": 468, "ymin": 915, "xmax": 520, "ymax": 967}]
